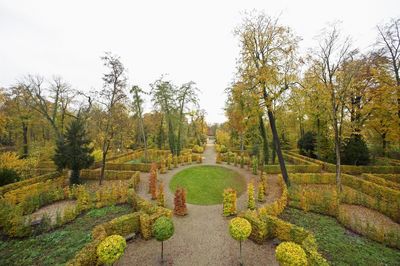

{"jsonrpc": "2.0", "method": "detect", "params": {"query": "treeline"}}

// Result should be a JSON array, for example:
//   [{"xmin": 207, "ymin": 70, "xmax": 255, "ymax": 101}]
[
  {"xmin": 220, "ymin": 12, "xmax": 400, "ymax": 188},
  {"xmin": 0, "ymin": 52, "xmax": 207, "ymax": 179}
]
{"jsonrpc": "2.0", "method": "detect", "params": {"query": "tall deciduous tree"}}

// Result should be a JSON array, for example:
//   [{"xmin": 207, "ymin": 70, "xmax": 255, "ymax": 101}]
[
  {"xmin": 377, "ymin": 18, "xmax": 400, "ymax": 123},
  {"xmin": 151, "ymin": 77, "xmax": 177, "ymax": 155},
  {"xmin": 98, "ymin": 52, "xmax": 127, "ymax": 185},
  {"xmin": 131, "ymin": 85, "xmax": 148, "ymax": 159},
  {"xmin": 176, "ymin": 81, "xmax": 199, "ymax": 155},
  {"xmin": 309, "ymin": 24, "xmax": 356, "ymax": 190},
  {"xmin": 234, "ymin": 12, "xmax": 300, "ymax": 186}
]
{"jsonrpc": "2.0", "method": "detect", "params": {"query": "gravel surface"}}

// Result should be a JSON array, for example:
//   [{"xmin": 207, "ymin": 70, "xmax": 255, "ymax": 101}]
[
  {"xmin": 117, "ymin": 140, "xmax": 280, "ymax": 265},
  {"xmin": 28, "ymin": 200, "xmax": 76, "ymax": 224}
]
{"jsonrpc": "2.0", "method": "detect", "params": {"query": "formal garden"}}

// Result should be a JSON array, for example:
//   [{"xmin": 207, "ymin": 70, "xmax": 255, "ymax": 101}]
[{"xmin": 1, "ymin": 6, "xmax": 400, "ymax": 266}]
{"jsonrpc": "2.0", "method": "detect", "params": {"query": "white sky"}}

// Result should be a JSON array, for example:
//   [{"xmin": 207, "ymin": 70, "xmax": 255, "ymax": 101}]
[{"xmin": 0, "ymin": 0, "xmax": 399, "ymax": 123}]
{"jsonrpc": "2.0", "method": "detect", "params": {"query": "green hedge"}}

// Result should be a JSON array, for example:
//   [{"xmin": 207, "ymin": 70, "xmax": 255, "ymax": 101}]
[
  {"xmin": 80, "ymin": 170, "xmax": 139, "ymax": 180},
  {"xmin": 0, "ymin": 172, "xmax": 60, "ymax": 196},
  {"xmin": 106, "ymin": 163, "xmax": 153, "ymax": 172}
]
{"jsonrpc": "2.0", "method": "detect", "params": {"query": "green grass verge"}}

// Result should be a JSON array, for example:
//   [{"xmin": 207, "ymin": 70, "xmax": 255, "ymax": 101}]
[
  {"xmin": 169, "ymin": 165, "xmax": 246, "ymax": 205},
  {"xmin": 0, "ymin": 204, "xmax": 132, "ymax": 266},
  {"xmin": 280, "ymin": 207, "xmax": 400, "ymax": 266}
]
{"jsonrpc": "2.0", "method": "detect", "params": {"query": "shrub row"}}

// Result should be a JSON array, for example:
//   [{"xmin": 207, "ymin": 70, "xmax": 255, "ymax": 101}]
[
  {"xmin": 285, "ymin": 151, "xmax": 400, "ymax": 174},
  {"xmin": 337, "ymin": 205, "xmax": 400, "ymax": 249},
  {"xmin": 106, "ymin": 163, "xmax": 152, "ymax": 172},
  {"xmin": 264, "ymin": 164, "xmax": 322, "ymax": 174},
  {"xmin": 67, "ymin": 194, "xmax": 172, "ymax": 266},
  {"xmin": 0, "ymin": 171, "xmax": 59, "ymax": 196},
  {"xmin": 240, "ymin": 210, "xmax": 328, "ymax": 265},
  {"xmin": 258, "ymin": 175, "xmax": 288, "ymax": 217},
  {"xmin": 361, "ymin": 174, "xmax": 400, "ymax": 190},
  {"xmin": 372, "ymin": 174, "xmax": 400, "ymax": 184},
  {"xmin": 80, "ymin": 170, "xmax": 139, "ymax": 180}
]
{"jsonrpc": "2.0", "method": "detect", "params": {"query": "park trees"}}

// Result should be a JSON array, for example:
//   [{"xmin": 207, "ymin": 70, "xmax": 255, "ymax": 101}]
[
  {"xmin": 234, "ymin": 11, "xmax": 300, "ymax": 186},
  {"xmin": 308, "ymin": 24, "xmax": 356, "ymax": 190},
  {"xmin": 97, "ymin": 52, "xmax": 127, "ymax": 184},
  {"xmin": 131, "ymin": 85, "xmax": 148, "ymax": 159}
]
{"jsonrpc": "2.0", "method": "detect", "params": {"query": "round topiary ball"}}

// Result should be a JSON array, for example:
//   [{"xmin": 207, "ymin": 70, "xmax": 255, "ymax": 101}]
[
  {"xmin": 275, "ymin": 241, "xmax": 308, "ymax": 266},
  {"xmin": 152, "ymin": 216, "xmax": 174, "ymax": 241},
  {"xmin": 97, "ymin": 235, "xmax": 127, "ymax": 265},
  {"xmin": 229, "ymin": 217, "xmax": 252, "ymax": 241}
]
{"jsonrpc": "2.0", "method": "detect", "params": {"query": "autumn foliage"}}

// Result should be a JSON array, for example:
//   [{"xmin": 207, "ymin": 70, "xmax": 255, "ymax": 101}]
[{"xmin": 174, "ymin": 188, "xmax": 187, "ymax": 216}]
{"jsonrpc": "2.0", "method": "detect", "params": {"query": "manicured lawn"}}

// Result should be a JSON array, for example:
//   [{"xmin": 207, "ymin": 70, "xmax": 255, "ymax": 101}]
[
  {"xmin": 169, "ymin": 165, "xmax": 246, "ymax": 205},
  {"xmin": 0, "ymin": 205, "xmax": 132, "ymax": 266},
  {"xmin": 280, "ymin": 207, "xmax": 400, "ymax": 266}
]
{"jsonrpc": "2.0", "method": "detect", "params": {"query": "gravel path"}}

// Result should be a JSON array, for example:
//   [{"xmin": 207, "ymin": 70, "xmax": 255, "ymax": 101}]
[
  {"xmin": 118, "ymin": 140, "xmax": 280, "ymax": 266},
  {"xmin": 28, "ymin": 200, "xmax": 76, "ymax": 224}
]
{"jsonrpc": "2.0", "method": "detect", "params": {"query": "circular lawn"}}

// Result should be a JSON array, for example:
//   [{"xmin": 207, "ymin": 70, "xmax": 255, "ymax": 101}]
[{"xmin": 169, "ymin": 165, "xmax": 246, "ymax": 205}]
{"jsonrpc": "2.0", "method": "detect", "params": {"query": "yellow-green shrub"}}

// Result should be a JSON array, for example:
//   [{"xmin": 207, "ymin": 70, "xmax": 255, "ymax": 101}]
[
  {"xmin": 247, "ymin": 181, "xmax": 256, "ymax": 210},
  {"xmin": 96, "ymin": 235, "xmax": 126, "ymax": 265},
  {"xmin": 240, "ymin": 210, "xmax": 268, "ymax": 244},
  {"xmin": 258, "ymin": 175, "xmax": 288, "ymax": 217},
  {"xmin": 275, "ymin": 241, "xmax": 308, "ymax": 266},
  {"xmin": 361, "ymin": 174, "xmax": 400, "ymax": 190},
  {"xmin": 223, "ymin": 188, "xmax": 237, "ymax": 216}
]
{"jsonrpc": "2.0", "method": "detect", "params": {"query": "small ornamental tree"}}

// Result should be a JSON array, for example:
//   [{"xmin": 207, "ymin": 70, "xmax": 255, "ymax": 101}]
[
  {"xmin": 223, "ymin": 188, "xmax": 237, "ymax": 216},
  {"xmin": 342, "ymin": 134, "xmax": 370, "ymax": 165},
  {"xmin": 53, "ymin": 117, "xmax": 94, "ymax": 185},
  {"xmin": 157, "ymin": 182, "xmax": 165, "ymax": 207},
  {"xmin": 257, "ymin": 181, "xmax": 265, "ymax": 202},
  {"xmin": 174, "ymin": 188, "xmax": 187, "ymax": 216},
  {"xmin": 97, "ymin": 235, "xmax": 127, "ymax": 265},
  {"xmin": 152, "ymin": 216, "xmax": 174, "ymax": 262},
  {"xmin": 275, "ymin": 241, "xmax": 308, "ymax": 266},
  {"xmin": 229, "ymin": 217, "xmax": 252, "ymax": 266},
  {"xmin": 298, "ymin": 131, "xmax": 317, "ymax": 157},
  {"xmin": 247, "ymin": 181, "xmax": 256, "ymax": 210},
  {"xmin": 149, "ymin": 163, "xmax": 158, "ymax": 199}
]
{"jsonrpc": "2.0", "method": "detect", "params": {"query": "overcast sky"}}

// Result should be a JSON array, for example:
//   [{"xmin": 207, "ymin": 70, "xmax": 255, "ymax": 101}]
[{"xmin": 0, "ymin": 0, "xmax": 398, "ymax": 123}]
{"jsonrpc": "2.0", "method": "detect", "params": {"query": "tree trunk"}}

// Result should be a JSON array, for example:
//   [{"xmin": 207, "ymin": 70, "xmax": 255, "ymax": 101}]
[
  {"xmin": 161, "ymin": 241, "xmax": 164, "ymax": 262},
  {"xmin": 70, "ymin": 168, "xmax": 80, "ymax": 185},
  {"xmin": 332, "ymin": 111, "xmax": 342, "ymax": 191},
  {"xmin": 239, "ymin": 240, "xmax": 243, "ymax": 266},
  {"xmin": 21, "ymin": 121, "xmax": 28, "ymax": 158},
  {"xmin": 99, "ymin": 149, "xmax": 107, "ymax": 185},
  {"xmin": 382, "ymin": 132, "xmax": 387, "ymax": 156},
  {"xmin": 266, "ymin": 108, "xmax": 290, "ymax": 186},
  {"xmin": 259, "ymin": 115, "xmax": 269, "ymax": 165}
]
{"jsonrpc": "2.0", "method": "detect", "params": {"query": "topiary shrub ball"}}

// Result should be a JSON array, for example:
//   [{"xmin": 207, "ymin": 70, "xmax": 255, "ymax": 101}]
[
  {"xmin": 229, "ymin": 217, "xmax": 252, "ymax": 241},
  {"xmin": 97, "ymin": 235, "xmax": 127, "ymax": 265},
  {"xmin": 152, "ymin": 216, "xmax": 174, "ymax": 241},
  {"xmin": 275, "ymin": 241, "xmax": 308, "ymax": 266}
]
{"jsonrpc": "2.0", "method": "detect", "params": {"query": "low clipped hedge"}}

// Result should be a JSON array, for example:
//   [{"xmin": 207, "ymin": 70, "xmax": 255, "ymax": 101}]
[
  {"xmin": 106, "ymin": 163, "xmax": 153, "ymax": 172},
  {"xmin": 67, "ymin": 194, "xmax": 172, "ymax": 266},
  {"xmin": 80, "ymin": 170, "xmax": 139, "ymax": 180},
  {"xmin": 258, "ymin": 175, "xmax": 288, "ymax": 217},
  {"xmin": 0, "ymin": 171, "xmax": 59, "ymax": 196},
  {"xmin": 361, "ymin": 174, "xmax": 400, "ymax": 190},
  {"xmin": 240, "ymin": 210, "xmax": 328, "ymax": 265},
  {"xmin": 264, "ymin": 165, "xmax": 322, "ymax": 174},
  {"xmin": 285, "ymin": 151, "xmax": 400, "ymax": 174},
  {"xmin": 371, "ymin": 174, "xmax": 400, "ymax": 184}
]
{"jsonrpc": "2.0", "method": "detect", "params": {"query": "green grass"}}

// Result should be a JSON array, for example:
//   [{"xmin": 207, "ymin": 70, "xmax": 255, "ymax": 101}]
[
  {"xmin": 0, "ymin": 204, "xmax": 132, "ymax": 266},
  {"xmin": 169, "ymin": 165, "xmax": 246, "ymax": 205},
  {"xmin": 280, "ymin": 207, "xmax": 400, "ymax": 266}
]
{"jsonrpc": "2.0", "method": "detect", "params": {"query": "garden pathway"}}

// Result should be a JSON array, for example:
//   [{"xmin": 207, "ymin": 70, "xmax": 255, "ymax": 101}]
[{"xmin": 118, "ymin": 139, "xmax": 280, "ymax": 265}]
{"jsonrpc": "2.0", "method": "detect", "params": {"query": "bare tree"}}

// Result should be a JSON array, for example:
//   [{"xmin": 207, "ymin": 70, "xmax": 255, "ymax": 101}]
[
  {"xmin": 18, "ymin": 75, "xmax": 74, "ymax": 138},
  {"xmin": 98, "ymin": 52, "xmax": 127, "ymax": 185},
  {"xmin": 377, "ymin": 18, "xmax": 400, "ymax": 122},
  {"xmin": 310, "ymin": 24, "xmax": 356, "ymax": 191}
]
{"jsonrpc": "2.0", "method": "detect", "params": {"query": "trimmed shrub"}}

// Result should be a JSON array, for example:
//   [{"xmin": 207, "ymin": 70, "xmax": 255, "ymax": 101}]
[
  {"xmin": 298, "ymin": 131, "xmax": 317, "ymax": 158},
  {"xmin": 174, "ymin": 188, "xmax": 187, "ymax": 216},
  {"xmin": 149, "ymin": 163, "xmax": 157, "ymax": 199},
  {"xmin": 229, "ymin": 217, "xmax": 252, "ymax": 265},
  {"xmin": 342, "ymin": 135, "xmax": 370, "ymax": 165},
  {"xmin": 252, "ymin": 156, "xmax": 258, "ymax": 175},
  {"xmin": 157, "ymin": 182, "xmax": 165, "ymax": 207},
  {"xmin": 223, "ymin": 188, "xmax": 237, "ymax": 216},
  {"xmin": 257, "ymin": 182, "xmax": 265, "ymax": 202},
  {"xmin": 152, "ymin": 216, "xmax": 175, "ymax": 261},
  {"xmin": 275, "ymin": 241, "xmax": 308, "ymax": 266},
  {"xmin": 247, "ymin": 181, "xmax": 256, "ymax": 210},
  {"xmin": 97, "ymin": 235, "xmax": 127, "ymax": 265}
]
